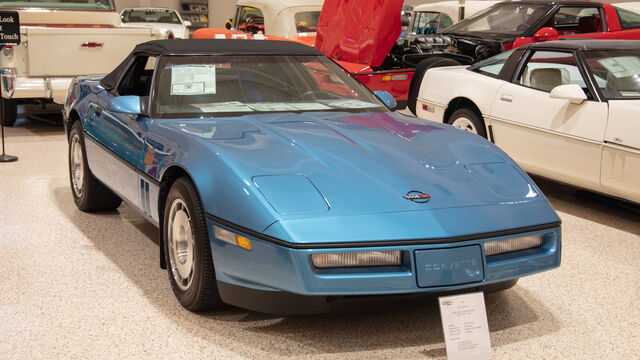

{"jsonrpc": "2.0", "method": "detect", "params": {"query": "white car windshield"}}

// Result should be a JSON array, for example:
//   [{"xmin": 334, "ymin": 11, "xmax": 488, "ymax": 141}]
[
  {"xmin": 0, "ymin": 0, "xmax": 114, "ymax": 10},
  {"xmin": 122, "ymin": 9, "xmax": 181, "ymax": 24},
  {"xmin": 444, "ymin": 3, "xmax": 551, "ymax": 35},
  {"xmin": 585, "ymin": 50, "xmax": 640, "ymax": 99},
  {"xmin": 152, "ymin": 55, "xmax": 386, "ymax": 118}
]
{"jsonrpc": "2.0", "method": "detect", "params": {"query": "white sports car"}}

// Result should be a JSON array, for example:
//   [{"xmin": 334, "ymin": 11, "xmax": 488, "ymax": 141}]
[{"xmin": 416, "ymin": 40, "xmax": 640, "ymax": 204}]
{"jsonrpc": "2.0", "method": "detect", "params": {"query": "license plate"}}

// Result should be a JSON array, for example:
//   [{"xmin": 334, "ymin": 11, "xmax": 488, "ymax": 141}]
[{"xmin": 415, "ymin": 246, "xmax": 484, "ymax": 288}]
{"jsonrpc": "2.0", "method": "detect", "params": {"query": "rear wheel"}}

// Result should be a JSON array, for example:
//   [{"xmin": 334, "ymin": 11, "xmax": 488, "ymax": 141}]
[
  {"xmin": 68, "ymin": 121, "xmax": 122, "ymax": 211},
  {"xmin": 164, "ymin": 177, "xmax": 222, "ymax": 311},
  {"xmin": 447, "ymin": 108, "xmax": 487, "ymax": 138},
  {"xmin": 407, "ymin": 57, "xmax": 461, "ymax": 115},
  {"xmin": 1, "ymin": 98, "xmax": 17, "ymax": 127}
]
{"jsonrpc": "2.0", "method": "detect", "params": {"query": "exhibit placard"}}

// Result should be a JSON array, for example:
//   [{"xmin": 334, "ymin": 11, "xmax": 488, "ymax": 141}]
[
  {"xmin": 439, "ymin": 292, "xmax": 492, "ymax": 360},
  {"xmin": 0, "ymin": 11, "xmax": 20, "ymax": 46}
]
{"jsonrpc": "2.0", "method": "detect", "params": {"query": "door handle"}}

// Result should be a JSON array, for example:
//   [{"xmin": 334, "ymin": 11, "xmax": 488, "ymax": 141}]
[{"xmin": 500, "ymin": 94, "xmax": 513, "ymax": 102}]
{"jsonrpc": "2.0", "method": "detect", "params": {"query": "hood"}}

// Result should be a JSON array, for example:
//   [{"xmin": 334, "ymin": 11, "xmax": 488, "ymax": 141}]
[
  {"xmin": 164, "ymin": 111, "xmax": 545, "ymax": 221},
  {"xmin": 315, "ymin": 0, "xmax": 404, "ymax": 67}
]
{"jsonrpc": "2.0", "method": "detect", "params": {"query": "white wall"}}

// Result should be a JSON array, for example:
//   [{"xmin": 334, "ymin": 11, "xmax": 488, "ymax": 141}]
[
  {"xmin": 209, "ymin": 0, "xmax": 237, "ymax": 28},
  {"xmin": 114, "ymin": 0, "xmax": 181, "ymax": 12}
]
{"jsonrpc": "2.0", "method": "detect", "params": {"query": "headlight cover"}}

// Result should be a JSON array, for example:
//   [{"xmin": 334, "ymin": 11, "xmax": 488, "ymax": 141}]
[
  {"xmin": 311, "ymin": 251, "xmax": 402, "ymax": 268},
  {"xmin": 484, "ymin": 234, "xmax": 544, "ymax": 256}
]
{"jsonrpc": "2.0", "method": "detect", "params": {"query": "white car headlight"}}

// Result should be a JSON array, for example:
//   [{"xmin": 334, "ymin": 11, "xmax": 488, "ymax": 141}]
[
  {"xmin": 311, "ymin": 251, "xmax": 402, "ymax": 268},
  {"xmin": 484, "ymin": 234, "xmax": 544, "ymax": 256}
]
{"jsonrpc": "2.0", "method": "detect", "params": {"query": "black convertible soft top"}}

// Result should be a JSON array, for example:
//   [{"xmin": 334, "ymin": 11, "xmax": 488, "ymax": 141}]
[{"xmin": 100, "ymin": 39, "xmax": 321, "ymax": 91}]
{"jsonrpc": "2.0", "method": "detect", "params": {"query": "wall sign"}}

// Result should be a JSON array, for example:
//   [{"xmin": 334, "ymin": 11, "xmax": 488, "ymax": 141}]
[
  {"xmin": 0, "ymin": 11, "xmax": 20, "ymax": 46},
  {"xmin": 439, "ymin": 292, "xmax": 492, "ymax": 360}
]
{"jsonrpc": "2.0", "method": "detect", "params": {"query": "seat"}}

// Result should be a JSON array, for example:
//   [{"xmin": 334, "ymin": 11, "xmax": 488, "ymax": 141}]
[
  {"xmin": 578, "ymin": 16, "xmax": 602, "ymax": 33},
  {"xmin": 529, "ymin": 68, "xmax": 564, "ymax": 92}
]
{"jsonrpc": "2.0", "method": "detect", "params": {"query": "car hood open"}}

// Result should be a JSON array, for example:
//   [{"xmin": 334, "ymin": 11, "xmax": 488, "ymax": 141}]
[{"xmin": 315, "ymin": 0, "xmax": 404, "ymax": 67}]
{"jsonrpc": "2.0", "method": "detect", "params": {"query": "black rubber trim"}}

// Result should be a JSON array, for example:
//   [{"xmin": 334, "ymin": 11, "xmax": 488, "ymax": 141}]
[
  {"xmin": 83, "ymin": 131, "xmax": 160, "ymax": 186},
  {"xmin": 217, "ymin": 279, "xmax": 519, "ymax": 315},
  {"xmin": 205, "ymin": 213, "xmax": 561, "ymax": 249},
  {"xmin": 488, "ymin": 124, "xmax": 495, "ymax": 143},
  {"xmin": 353, "ymin": 69, "xmax": 414, "ymax": 76}
]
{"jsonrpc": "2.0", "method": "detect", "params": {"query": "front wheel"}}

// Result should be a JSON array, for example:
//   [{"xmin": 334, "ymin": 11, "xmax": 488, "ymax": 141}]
[
  {"xmin": 447, "ymin": 108, "xmax": 487, "ymax": 138},
  {"xmin": 164, "ymin": 177, "xmax": 222, "ymax": 311},
  {"xmin": 407, "ymin": 57, "xmax": 461, "ymax": 115}
]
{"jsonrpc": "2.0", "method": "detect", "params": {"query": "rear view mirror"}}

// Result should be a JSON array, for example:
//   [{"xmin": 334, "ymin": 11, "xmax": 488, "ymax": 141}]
[
  {"xmin": 108, "ymin": 95, "xmax": 142, "ymax": 115},
  {"xmin": 549, "ymin": 84, "xmax": 586, "ymax": 105},
  {"xmin": 374, "ymin": 90, "xmax": 398, "ymax": 110},
  {"xmin": 534, "ymin": 27, "xmax": 559, "ymax": 42}
]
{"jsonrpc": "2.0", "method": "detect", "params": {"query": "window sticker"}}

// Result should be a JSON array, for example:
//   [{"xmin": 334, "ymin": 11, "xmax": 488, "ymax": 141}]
[
  {"xmin": 323, "ymin": 99, "xmax": 379, "ymax": 109},
  {"xmin": 171, "ymin": 65, "xmax": 217, "ymax": 95},
  {"xmin": 598, "ymin": 56, "xmax": 640, "ymax": 78},
  {"xmin": 290, "ymin": 102, "xmax": 331, "ymax": 110},
  {"xmin": 248, "ymin": 103, "xmax": 298, "ymax": 112},
  {"xmin": 191, "ymin": 102, "xmax": 253, "ymax": 113}
]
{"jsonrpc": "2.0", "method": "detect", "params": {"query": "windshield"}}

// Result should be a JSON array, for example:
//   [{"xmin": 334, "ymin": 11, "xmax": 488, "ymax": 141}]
[
  {"xmin": 584, "ymin": 50, "xmax": 640, "ymax": 100},
  {"xmin": 294, "ymin": 11, "xmax": 320, "ymax": 34},
  {"xmin": 122, "ymin": 9, "xmax": 181, "ymax": 24},
  {"xmin": 444, "ymin": 3, "xmax": 552, "ymax": 36},
  {"xmin": 0, "ymin": 0, "xmax": 114, "ymax": 10},
  {"xmin": 153, "ymin": 55, "xmax": 386, "ymax": 118}
]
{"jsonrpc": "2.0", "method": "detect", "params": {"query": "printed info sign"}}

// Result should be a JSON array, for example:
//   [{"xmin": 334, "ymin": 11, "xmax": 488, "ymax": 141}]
[
  {"xmin": 439, "ymin": 292, "xmax": 492, "ymax": 360},
  {"xmin": 0, "ymin": 12, "xmax": 20, "ymax": 45}
]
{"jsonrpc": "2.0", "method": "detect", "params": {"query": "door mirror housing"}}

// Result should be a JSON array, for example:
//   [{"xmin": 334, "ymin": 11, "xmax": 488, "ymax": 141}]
[
  {"xmin": 184, "ymin": 20, "xmax": 192, "ymax": 27},
  {"xmin": 549, "ymin": 84, "xmax": 587, "ymax": 105},
  {"xmin": 534, "ymin": 27, "xmax": 559, "ymax": 42},
  {"xmin": 108, "ymin": 95, "xmax": 142, "ymax": 115},
  {"xmin": 374, "ymin": 90, "xmax": 398, "ymax": 110}
]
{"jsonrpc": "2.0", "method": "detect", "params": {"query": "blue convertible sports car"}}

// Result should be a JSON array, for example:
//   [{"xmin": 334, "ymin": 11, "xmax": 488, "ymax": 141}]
[{"xmin": 63, "ymin": 39, "xmax": 561, "ymax": 314}]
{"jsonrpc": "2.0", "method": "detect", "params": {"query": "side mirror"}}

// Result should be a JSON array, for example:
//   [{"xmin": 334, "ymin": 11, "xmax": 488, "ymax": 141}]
[
  {"xmin": 374, "ymin": 90, "xmax": 398, "ymax": 110},
  {"xmin": 533, "ymin": 27, "xmax": 559, "ymax": 42},
  {"xmin": 549, "ymin": 84, "xmax": 586, "ymax": 105},
  {"xmin": 184, "ymin": 20, "xmax": 192, "ymax": 27},
  {"xmin": 108, "ymin": 95, "xmax": 142, "ymax": 115},
  {"xmin": 225, "ymin": 19, "xmax": 233, "ymax": 30}
]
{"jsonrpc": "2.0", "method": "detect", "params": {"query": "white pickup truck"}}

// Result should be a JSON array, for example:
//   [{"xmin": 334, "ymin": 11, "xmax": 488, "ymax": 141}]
[{"xmin": 0, "ymin": 0, "xmax": 168, "ymax": 126}]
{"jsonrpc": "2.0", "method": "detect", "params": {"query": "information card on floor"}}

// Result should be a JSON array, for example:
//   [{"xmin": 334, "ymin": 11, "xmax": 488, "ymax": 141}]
[{"xmin": 439, "ymin": 292, "xmax": 492, "ymax": 360}]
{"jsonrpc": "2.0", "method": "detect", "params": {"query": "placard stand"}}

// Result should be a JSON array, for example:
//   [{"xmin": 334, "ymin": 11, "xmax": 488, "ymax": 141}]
[
  {"xmin": 0, "ymin": 89, "xmax": 18, "ymax": 162},
  {"xmin": 0, "ymin": 11, "xmax": 21, "ymax": 163}
]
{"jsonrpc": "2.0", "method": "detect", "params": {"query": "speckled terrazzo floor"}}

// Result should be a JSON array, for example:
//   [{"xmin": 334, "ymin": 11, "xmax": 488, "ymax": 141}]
[{"xmin": 1, "ymin": 114, "xmax": 639, "ymax": 359}]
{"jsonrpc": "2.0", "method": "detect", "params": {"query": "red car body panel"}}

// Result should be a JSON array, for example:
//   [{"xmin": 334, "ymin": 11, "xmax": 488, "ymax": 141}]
[{"xmin": 316, "ymin": 0, "xmax": 404, "ymax": 68}]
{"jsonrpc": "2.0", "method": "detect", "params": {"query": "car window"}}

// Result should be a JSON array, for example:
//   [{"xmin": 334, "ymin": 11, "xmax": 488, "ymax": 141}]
[
  {"xmin": 516, "ymin": 51, "xmax": 592, "ymax": 98},
  {"xmin": 471, "ymin": 49, "xmax": 514, "ymax": 77},
  {"xmin": 235, "ymin": 6, "xmax": 265, "ymax": 34},
  {"xmin": 584, "ymin": 50, "xmax": 640, "ymax": 100},
  {"xmin": 151, "ymin": 55, "xmax": 386, "ymax": 118},
  {"xmin": 413, "ymin": 11, "xmax": 453, "ymax": 35},
  {"xmin": 294, "ymin": 11, "xmax": 320, "ymax": 34},
  {"xmin": 121, "ymin": 9, "xmax": 181, "ymax": 24},
  {"xmin": 616, "ymin": 7, "xmax": 640, "ymax": 30},
  {"xmin": 444, "ymin": 3, "xmax": 552, "ymax": 36},
  {"xmin": 117, "ymin": 56, "xmax": 157, "ymax": 97},
  {"xmin": 547, "ymin": 6, "xmax": 603, "ymax": 35}
]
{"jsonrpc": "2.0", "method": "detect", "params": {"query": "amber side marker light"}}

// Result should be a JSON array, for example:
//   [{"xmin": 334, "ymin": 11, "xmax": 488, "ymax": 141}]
[{"xmin": 213, "ymin": 226, "xmax": 252, "ymax": 251}]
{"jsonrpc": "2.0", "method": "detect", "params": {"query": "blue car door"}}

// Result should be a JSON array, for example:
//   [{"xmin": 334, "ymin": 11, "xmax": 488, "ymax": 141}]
[{"xmin": 83, "ymin": 56, "xmax": 156, "ymax": 212}]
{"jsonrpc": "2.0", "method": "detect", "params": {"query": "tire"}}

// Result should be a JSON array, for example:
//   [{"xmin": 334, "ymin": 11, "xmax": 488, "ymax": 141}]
[
  {"xmin": 1, "ymin": 98, "xmax": 17, "ymax": 127},
  {"xmin": 68, "ymin": 121, "xmax": 122, "ymax": 211},
  {"xmin": 163, "ymin": 177, "xmax": 222, "ymax": 311},
  {"xmin": 407, "ymin": 57, "xmax": 461, "ymax": 115},
  {"xmin": 447, "ymin": 108, "xmax": 487, "ymax": 138}
]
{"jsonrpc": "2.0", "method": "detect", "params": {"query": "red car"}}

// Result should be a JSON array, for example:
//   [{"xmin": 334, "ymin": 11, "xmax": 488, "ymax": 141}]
[{"xmin": 316, "ymin": 0, "xmax": 640, "ymax": 112}]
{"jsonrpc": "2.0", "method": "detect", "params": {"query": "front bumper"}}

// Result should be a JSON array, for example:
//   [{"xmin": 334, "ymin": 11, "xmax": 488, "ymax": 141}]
[{"xmin": 207, "ymin": 218, "xmax": 561, "ymax": 314}]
